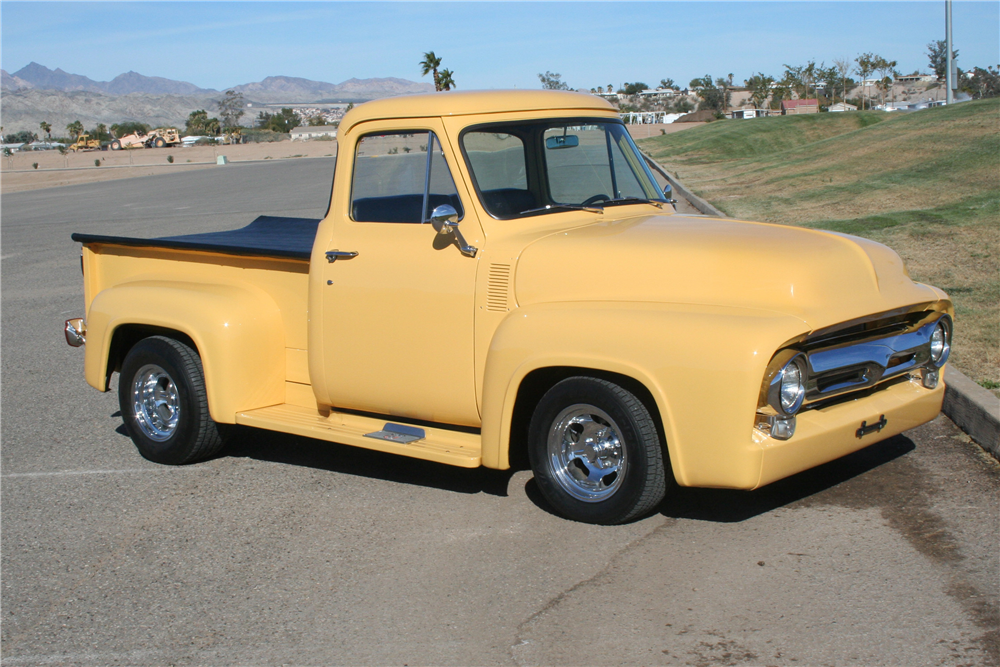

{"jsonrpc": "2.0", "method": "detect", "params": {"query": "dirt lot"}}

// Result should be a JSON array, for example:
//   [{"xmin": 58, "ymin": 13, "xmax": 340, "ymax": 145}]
[{"xmin": 0, "ymin": 139, "xmax": 339, "ymax": 194}]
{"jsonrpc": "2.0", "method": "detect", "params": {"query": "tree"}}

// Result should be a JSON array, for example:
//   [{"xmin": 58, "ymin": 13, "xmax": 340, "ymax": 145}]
[
  {"xmin": 110, "ymin": 121, "xmax": 151, "ymax": 137},
  {"xmin": 538, "ymin": 71, "xmax": 570, "ymax": 90},
  {"xmin": 40, "ymin": 121, "xmax": 52, "ymax": 140},
  {"xmin": 185, "ymin": 111, "xmax": 219, "ymax": 136},
  {"xmin": 961, "ymin": 65, "xmax": 1000, "ymax": 99},
  {"xmin": 745, "ymin": 73, "xmax": 774, "ymax": 109},
  {"xmin": 4, "ymin": 130, "xmax": 35, "ymax": 144},
  {"xmin": 832, "ymin": 58, "xmax": 852, "ymax": 102},
  {"xmin": 265, "ymin": 108, "xmax": 300, "ymax": 133},
  {"xmin": 854, "ymin": 53, "xmax": 877, "ymax": 110},
  {"xmin": 659, "ymin": 78, "xmax": 676, "ymax": 90},
  {"xmin": 420, "ymin": 51, "xmax": 443, "ymax": 91},
  {"xmin": 873, "ymin": 56, "xmax": 898, "ymax": 108},
  {"xmin": 438, "ymin": 68, "xmax": 456, "ymax": 91},
  {"xmin": 927, "ymin": 40, "xmax": 959, "ymax": 80},
  {"xmin": 217, "ymin": 90, "xmax": 245, "ymax": 131},
  {"xmin": 66, "ymin": 120, "xmax": 84, "ymax": 140},
  {"xmin": 689, "ymin": 75, "xmax": 727, "ymax": 113},
  {"xmin": 621, "ymin": 82, "xmax": 649, "ymax": 96},
  {"xmin": 91, "ymin": 123, "xmax": 109, "ymax": 142},
  {"xmin": 307, "ymin": 115, "xmax": 328, "ymax": 126}
]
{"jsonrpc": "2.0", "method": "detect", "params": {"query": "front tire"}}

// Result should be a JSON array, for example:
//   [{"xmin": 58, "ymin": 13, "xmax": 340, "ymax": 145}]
[
  {"xmin": 110, "ymin": 140, "xmax": 121, "ymax": 150},
  {"xmin": 118, "ymin": 336, "xmax": 226, "ymax": 465},
  {"xmin": 528, "ymin": 377, "xmax": 667, "ymax": 524}
]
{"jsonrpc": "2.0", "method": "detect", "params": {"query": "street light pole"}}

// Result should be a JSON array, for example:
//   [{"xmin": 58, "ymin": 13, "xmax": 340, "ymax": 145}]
[{"xmin": 945, "ymin": 0, "xmax": 954, "ymax": 104}]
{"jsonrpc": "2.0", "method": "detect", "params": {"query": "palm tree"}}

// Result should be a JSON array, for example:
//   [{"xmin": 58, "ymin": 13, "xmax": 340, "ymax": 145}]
[
  {"xmin": 66, "ymin": 120, "xmax": 84, "ymax": 140},
  {"xmin": 40, "ymin": 121, "xmax": 52, "ymax": 140},
  {"xmin": 419, "ymin": 51, "xmax": 443, "ymax": 92},
  {"xmin": 437, "ymin": 68, "xmax": 456, "ymax": 91}
]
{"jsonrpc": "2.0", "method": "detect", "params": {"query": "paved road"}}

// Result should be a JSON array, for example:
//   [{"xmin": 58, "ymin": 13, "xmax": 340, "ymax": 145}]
[{"xmin": 2, "ymin": 160, "xmax": 998, "ymax": 666}]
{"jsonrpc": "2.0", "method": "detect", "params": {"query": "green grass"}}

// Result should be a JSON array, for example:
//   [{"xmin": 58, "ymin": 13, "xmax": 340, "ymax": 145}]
[{"xmin": 638, "ymin": 98, "xmax": 1000, "ymax": 394}]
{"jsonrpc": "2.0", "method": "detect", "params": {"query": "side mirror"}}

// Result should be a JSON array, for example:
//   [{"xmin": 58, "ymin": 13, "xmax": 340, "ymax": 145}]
[
  {"xmin": 430, "ymin": 204, "xmax": 459, "ymax": 235},
  {"xmin": 428, "ymin": 204, "xmax": 477, "ymax": 258},
  {"xmin": 663, "ymin": 183, "xmax": 678, "ymax": 210}
]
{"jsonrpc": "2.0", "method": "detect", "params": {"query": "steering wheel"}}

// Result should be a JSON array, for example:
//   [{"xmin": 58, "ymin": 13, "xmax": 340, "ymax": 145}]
[{"xmin": 582, "ymin": 194, "xmax": 610, "ymax": 206}]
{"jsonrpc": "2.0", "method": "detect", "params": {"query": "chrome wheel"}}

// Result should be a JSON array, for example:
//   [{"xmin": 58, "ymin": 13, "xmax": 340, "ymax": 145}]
[
  {"xmin": 547, "ymin": 404, "xmax": 627, "ymax": 502},
  {"xmin": 131, "ymin": 364, "xmax": 180, "ymax": 442}
]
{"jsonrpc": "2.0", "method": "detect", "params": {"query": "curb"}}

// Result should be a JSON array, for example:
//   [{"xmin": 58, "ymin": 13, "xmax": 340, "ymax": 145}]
[
  {"xmin": 944, "ymin": 367, "xmax": 1000, "ymax": 460},
  {"xmin": 640, "ymin": 150, "xmax": 1000, "ymax": 460},
  {"xmin": 638, "ymin": 149, "xmax": 727, "ymax": 217}
]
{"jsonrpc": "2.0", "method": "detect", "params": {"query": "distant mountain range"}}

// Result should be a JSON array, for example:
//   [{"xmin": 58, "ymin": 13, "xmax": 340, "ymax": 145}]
[
  {"xmin": 3, "ymin": 62, "xmax": 432, "ymax": 102},
  {"xmin": 1, "ymin": 62, "xmax": 434, "ymax": 135},
  {"xmin": 4, "ymin": 62, "xmax": 218, "ymax": 96}
]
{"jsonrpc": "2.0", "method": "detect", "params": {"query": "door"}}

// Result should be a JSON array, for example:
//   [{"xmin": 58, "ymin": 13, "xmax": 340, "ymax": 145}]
[{"xmin": 319, "ymin": 124, "xmax": 483, "ymax": 427}]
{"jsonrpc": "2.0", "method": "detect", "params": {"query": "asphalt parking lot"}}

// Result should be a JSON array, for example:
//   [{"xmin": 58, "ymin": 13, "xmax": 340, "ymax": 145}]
[{"xmin": 2, "ymin": 158, "xmax": 998, "ymax": 666}]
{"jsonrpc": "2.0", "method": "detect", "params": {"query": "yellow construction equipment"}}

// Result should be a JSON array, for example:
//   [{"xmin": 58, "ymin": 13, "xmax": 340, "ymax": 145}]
[
  {"xmin": 110, "ymin": 128, "xmax": 181, "ymax": 150},
  {"xmin": 69, "ymin": 134, "xmax": 102, "ymax": 152}
]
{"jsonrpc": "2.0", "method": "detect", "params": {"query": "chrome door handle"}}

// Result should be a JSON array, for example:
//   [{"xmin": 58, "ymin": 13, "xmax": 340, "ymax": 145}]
[{"xmin": 326, "ymin": 250, "xmax": 358, "ymax": 263}]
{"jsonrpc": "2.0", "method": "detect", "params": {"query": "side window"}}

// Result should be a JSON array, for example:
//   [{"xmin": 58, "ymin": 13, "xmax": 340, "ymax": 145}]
[
  {"xmin": 462, "ymin": 131, "xmax": 535, "ymax": 219},
  {"xmin": 351, "ymin": 131, "xmax": 463, "ymax": 223}
]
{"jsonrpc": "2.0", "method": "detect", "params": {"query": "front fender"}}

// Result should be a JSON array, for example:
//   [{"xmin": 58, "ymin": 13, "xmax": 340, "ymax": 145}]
[
  {"xmin": 480, "ymin": 302, "xmax": 809, "ymax": 489},
  {"xmin": 85, "ymin": 280, "xmax": 285, "ymax": 422}
]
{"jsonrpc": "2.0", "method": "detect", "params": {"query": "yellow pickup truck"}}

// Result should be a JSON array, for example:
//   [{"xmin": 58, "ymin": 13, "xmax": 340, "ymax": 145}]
[{"xmin": 67, "ymin": 91, "xmax": 952, "ymax": 524}]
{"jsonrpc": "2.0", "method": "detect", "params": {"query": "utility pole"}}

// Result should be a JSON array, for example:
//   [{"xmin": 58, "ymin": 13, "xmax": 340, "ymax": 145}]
[{"xmin": 945, "ymin": 0, "xmax": 954, "ymax": 104}]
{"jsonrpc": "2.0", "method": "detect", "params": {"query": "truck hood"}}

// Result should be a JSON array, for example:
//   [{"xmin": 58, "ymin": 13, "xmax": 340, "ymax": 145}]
[{"xmin": 514, "ymin": 213, "xmax": 941, "ymax": 330}]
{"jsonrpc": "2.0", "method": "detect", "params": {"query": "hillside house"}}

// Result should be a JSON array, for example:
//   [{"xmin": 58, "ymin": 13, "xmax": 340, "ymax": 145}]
[
  {"xmin": 829, "ymin": 102, "xmax": 858, "ymax": 112},
  {"xmin": 290, "ymin": 127, "xmax": 338, "ymax": 141},
  {"xmin": 781, "ymin": 99, "xmax": 819, "ymax": 115}
]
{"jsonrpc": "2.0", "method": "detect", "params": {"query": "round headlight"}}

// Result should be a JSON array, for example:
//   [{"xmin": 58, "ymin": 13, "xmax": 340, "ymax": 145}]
[
  {"xmin": 930, "ymin": 320, "xmax": 950, "ymax": 365},
  {"xmin": 779, "ymin": 359, "xmax": 806, "ymax": 414}
]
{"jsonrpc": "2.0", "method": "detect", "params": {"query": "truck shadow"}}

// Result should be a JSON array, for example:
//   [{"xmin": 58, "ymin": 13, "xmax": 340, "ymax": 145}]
[
  {"xmin": 521, "ymin": 435, "xmax": 916, "ymax": 523},
  {"xmin": 220, "ymin": 425, "xmax": 515, "ymax": 497},
  {"xmin": 656, "ymin": 435, "xmax": 917, "ymax": 523}
]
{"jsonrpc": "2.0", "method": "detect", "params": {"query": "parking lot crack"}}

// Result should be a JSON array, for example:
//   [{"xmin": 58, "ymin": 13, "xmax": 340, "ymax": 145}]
[{"xmin": 509, "ymin": 517, "xmax": 674, "ymax": 665}]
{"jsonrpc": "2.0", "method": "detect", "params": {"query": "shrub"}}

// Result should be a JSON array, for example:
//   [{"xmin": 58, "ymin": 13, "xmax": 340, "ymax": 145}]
[
  {"xmin": 167, "ymin": 155, "xmax": 174, "ymax": 163},
  {"xmin": 94, "ymin": 159, "xmax": 100, "ymax": 167},
  {"xmin": 32, "ymin": 163, "xmax": 38, "ymax": 169}
]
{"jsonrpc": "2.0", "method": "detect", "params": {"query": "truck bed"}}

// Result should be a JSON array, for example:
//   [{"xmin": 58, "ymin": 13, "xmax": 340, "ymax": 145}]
[{"xmin": 72, "ymin": 215, "xmax": 321, "ymax": 261}]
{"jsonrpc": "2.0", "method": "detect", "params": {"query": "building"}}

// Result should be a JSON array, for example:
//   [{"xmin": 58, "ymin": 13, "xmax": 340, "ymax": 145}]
[
  {"xmin": 781, "ymin": 99, "xmax": 819, "ymax": 115},
  {"xmin": 730, "ymin": 108, "xmax": 772, "ymax": 119},
  {"xmin": 290, "ymin": 127, "xmax": 338, "ymax": 141},
  {"xmin": 828, "ymin": 102, "xmax": 858, "ymax": 112},
  {"xmin": 895, "ymin": 73, "xmax": 937, "ymax": 83}
]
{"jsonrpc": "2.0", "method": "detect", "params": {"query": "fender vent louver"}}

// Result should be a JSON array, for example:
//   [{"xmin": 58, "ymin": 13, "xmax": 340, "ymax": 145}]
[{"xmin": 487, "ymin": 263, "xmax": 511, "ymax": 312}]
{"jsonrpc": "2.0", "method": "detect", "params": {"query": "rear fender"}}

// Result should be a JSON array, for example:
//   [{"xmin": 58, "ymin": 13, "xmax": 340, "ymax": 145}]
[
  {"xmin": 84, "ymin": 280, "xmax": 285, "ymax": 422},
  {"xmin": 480, "ymin": 302, "xmax": 809, "ymax": 489}
]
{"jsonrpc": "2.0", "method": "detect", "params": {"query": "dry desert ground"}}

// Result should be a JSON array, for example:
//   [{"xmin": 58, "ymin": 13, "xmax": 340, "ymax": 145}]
[{"xmin": 1, "ymin": 139, "xmax": 339, "ymax": 194}]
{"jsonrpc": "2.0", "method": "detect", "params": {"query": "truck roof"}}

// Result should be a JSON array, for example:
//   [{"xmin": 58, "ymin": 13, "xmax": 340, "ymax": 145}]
[{"xmin": 339, "ymin": 90, "xmax": 617, "ymax": 133}]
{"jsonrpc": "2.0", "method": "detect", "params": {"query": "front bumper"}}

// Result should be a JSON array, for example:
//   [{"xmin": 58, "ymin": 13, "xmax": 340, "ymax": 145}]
[{"xmin": 755, "ymin": 370, "xmax": 946, "ymax": 488}]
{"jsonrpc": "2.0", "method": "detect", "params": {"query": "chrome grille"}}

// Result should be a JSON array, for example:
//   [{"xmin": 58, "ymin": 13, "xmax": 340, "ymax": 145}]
[{"xmin": 802, "ymin": 312, "xmax": 949, "ymax": 403}]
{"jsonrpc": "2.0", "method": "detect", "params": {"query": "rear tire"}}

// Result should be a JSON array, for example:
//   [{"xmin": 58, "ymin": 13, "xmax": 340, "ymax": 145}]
[
  {"xmin": 528, "ymin": 377, "xmax": 667, "ymax": 524},
  {"xmin": 118, "ymin": 336, "xmax": 226, "ymax": 465},
  {"xmin": 110, "ymin": 140, "xmax": 121, "ymax": 151},
  {"xmin": 153, "ymin": 137, "xmax": 166, "ymax": 148}
]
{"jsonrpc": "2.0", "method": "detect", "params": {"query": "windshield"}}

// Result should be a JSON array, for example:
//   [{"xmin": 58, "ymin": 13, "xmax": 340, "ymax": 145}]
[{"xmin": 461, "ymin": 119, "xmax": 665, "ymax": 219}]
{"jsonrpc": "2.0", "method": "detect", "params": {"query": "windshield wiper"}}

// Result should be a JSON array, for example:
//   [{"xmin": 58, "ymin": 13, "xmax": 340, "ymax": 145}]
[
  {"xmin": 519, "ymin": 204, "xmax": 603, "ymax": 216},
  {"xmin": 599, "ymin": 197, "xmax": 664, "ymax": 209}
]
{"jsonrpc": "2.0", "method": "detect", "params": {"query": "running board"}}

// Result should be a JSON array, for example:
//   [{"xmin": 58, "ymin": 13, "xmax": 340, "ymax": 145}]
[{"xmin": 235, "ymin": 404, "xmax": 482, "ymax": 467}]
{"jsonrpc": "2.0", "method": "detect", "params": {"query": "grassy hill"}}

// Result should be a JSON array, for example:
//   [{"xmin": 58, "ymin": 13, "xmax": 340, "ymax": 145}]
[{"xmin": 638, "ymin": 98, "xmax": 999, "ymax": 393}]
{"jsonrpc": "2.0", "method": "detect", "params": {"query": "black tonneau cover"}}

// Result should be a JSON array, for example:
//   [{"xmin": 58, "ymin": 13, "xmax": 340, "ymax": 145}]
[{"xmin": 71, "ymin": 215, "xmax": 321, "ymax": 261}]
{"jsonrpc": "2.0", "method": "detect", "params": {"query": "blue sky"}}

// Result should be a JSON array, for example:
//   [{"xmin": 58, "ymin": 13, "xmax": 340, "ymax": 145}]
[{"xmin": 2, "ymin": 2, "xmax": 997, "ymax": 91}]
